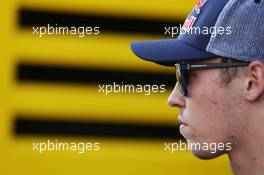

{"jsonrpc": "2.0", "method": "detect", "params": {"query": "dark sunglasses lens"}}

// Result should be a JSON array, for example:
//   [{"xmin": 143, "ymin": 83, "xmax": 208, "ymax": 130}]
[
  {"xmin": 175, "ymin": 65, "xmax": 185, "ymax": 96},
  {"xmin": 175, "ymin": 64, "xmax": 188, "ymax": 96}
]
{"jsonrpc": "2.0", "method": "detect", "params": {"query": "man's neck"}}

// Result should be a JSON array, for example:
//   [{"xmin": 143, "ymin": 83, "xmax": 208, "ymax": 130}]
[
  {"xmin": 228, "ymin": 114, "xmax": 264, "ymax": 175},
  {"xmin": 229, "ymin": 149, "xmax": 264, "ymax": 175}
]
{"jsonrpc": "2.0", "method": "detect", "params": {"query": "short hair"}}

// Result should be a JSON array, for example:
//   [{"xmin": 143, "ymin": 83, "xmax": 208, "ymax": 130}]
[{"xmin": 220, "ymin": 57, "xmax": 248, "ymax": 86}]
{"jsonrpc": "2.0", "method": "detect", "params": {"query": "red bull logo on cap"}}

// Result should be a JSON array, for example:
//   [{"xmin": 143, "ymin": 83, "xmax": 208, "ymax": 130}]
[
  {"xmin": 182, "ymin": 0, "xmax": 208, "ymax": 31},
  {"xmin": 195, "ymin": 0, "xmax": 208, "ymax": 14}
]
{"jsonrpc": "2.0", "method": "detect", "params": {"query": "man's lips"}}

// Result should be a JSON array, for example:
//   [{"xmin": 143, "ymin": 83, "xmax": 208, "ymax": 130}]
[
  {"xmin": 178, "ymin": 115, "xmax": 190, "ymax": 139},
  {"xmin": 178, "ymin": 115, "xmax": 188, "ymax": 126}
]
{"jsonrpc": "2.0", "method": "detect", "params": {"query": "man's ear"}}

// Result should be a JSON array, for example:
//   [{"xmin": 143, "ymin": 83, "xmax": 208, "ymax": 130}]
[{"xmin": 245, "ymin": 60, "xmax": 264, "ymax": 101}]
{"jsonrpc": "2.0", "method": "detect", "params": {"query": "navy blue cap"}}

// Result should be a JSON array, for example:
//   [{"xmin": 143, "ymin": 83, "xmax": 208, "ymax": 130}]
[{"xmin": 131, "ymin": 0, "xmax": 230, "ymax": 66}]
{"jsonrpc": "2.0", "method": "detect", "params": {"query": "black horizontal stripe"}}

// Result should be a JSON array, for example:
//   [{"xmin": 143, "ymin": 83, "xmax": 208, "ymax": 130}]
[
  {"xmin": 19, "ymin": 8, "xmax": 182, "ymax": 36},
  {"xmin": 17, "ymin": 63, "xmax": 175, "ymax": 87},
  {"xmin": 15, "ymin": 117, "xmax": 182, "ymax": 140}
]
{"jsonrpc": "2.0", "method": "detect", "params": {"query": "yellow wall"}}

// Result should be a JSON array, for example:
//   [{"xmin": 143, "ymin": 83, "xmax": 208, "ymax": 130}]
[{"xmin": 0, "ymin": 1, "xmax": 232, "ymax": 174}]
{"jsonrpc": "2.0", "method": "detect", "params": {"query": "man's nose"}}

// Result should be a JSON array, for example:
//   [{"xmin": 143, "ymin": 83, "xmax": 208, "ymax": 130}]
[{"xmin": 168, "ymin": 83, "xmax": 186, "ymax": 108}]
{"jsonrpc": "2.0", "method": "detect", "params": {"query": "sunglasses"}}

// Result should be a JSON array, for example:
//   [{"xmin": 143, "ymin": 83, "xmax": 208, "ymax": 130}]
[{"xmin": 175, "ymin": 62, "xmax": 250, "ymax": 97}]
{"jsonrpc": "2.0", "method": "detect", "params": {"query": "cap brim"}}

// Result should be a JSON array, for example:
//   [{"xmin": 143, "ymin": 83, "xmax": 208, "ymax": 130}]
[{"xmin": 131, "ymin": 39, "xmax": 215, "ymax": 66}]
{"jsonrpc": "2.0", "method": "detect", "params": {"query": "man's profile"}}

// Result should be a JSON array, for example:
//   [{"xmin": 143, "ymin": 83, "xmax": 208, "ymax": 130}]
[{"xmin": 131, "ymin": 0, "xmax": 264, "ymax": 175}]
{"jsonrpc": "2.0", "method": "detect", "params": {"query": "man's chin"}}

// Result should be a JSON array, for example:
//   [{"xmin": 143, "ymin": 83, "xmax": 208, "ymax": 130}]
[{"xmin": 191, "ymin": 149, "xmax": 226, "ymax": 160}]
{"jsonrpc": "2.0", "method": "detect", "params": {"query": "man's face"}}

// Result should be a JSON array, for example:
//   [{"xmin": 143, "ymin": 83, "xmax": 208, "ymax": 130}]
[{"xmin": 168, "ymin": 57, "xmax": 246, "ymax": 159}]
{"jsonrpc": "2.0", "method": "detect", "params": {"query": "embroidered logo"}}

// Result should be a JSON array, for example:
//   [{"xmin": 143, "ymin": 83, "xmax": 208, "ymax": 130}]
[
  {"xmin": 195, "ymin": 0, "xmax": 208, "ymax": 14},
  {"xmin": 182, "ymin": 0, "xmax": 208, "ymax": 31}
]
